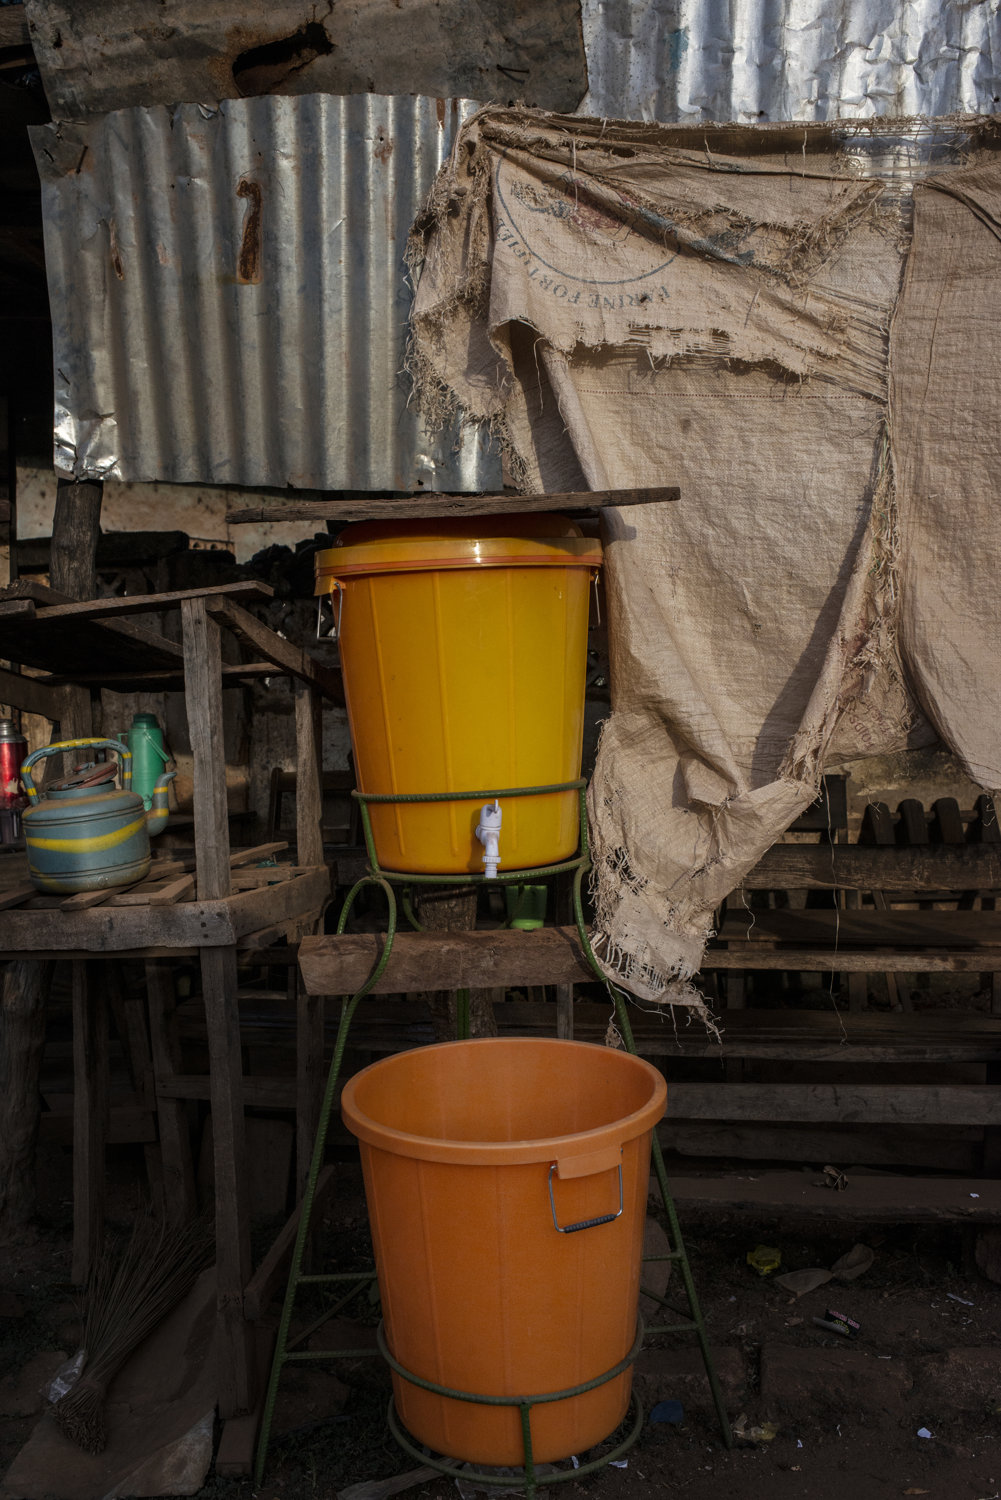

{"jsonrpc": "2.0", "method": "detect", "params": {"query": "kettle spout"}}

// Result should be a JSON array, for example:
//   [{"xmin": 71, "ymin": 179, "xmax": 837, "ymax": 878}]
[{"xmin": 145, "ymin": 770, "xmax": 176, "ymax": 837}]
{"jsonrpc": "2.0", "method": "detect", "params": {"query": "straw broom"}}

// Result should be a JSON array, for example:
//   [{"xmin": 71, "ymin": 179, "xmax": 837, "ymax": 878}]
[{"xmin": 50, "ymin": 1209, "xmax": 214, "ymax": 1453}]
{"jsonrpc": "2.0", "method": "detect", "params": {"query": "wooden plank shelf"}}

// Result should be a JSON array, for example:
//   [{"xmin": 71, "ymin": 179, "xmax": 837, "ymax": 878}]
[
  {"xmin": 0, "ymin": 866, "xmax": 329, "ymax": 952},
  {"xmin": 0, "ymin": 580, "xmax": 339, "ymax": 1420},
  {"xmin": 226, "ymin": 484, "xmax": 681, "ymax": 526}
]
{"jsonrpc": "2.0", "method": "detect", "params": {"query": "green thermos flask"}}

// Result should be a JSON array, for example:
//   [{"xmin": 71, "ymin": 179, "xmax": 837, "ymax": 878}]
[{"xmin": 122, "ymin": 712, "xmax": 172, "ymax": 811}]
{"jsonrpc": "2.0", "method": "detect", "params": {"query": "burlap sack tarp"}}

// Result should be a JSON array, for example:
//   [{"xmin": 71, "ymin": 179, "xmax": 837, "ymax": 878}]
[{"xmin": 409, "ymin": 108, "xmax": 999, "ymax": 1007}]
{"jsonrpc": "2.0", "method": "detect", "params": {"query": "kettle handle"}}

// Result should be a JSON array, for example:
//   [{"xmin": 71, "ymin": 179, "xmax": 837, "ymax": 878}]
[{"xmin": 22, "ymin": 738, "xmax": 133, "ymax": 801}]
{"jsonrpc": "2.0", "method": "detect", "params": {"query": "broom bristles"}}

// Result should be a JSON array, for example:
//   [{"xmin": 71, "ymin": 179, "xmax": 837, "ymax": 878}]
[{"xmin": 51, "ymin": 1208, "xmax": 214, "ymax": 1453}]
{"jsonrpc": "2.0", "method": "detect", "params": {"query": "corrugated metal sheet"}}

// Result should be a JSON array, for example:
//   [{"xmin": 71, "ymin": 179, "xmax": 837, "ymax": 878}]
[
  {"xmin": 579, "ymin": 0, "xmax": 1001, "ymax": 123},
  {"xmin": 30, "ymin": 93, "xmax": 502, "ymax": 492}
]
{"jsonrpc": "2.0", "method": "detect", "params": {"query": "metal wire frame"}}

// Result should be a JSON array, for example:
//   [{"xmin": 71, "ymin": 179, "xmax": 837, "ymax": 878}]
[{"xmin": 253, "ymin": 784, "xmax": 732, "ymax": 1486}]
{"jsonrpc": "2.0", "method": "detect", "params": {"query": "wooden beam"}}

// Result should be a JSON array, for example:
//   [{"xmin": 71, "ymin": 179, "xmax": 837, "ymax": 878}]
[
  {"xmin": 705, "ymin": 948, "xmax": 1001, "ymax": 973},
  {"xmin": 145, "ymin": 960, "xmax": 198, "ymax": 1227},
  {"xmin": 17, "ymin": 580, "xmax": 274, "ymax": 624},
  {"xmin": 51, "ymin": 480, "xmax": 103, "ymax": 601},
  {"xmin": 718, "ymin": 909, "xmax": 1001, "ymax": 947},
  {"xmin": 294, "ymin": 683, "xmax": 325, "ymax": 867},
  {"xmin": 48, "ymin": 663, "xmax": 278, "ymax": 693},
  {"xmin": 0, "ymin": 665, "xmax": 66, "ymax": 719},
  {"xmin": 298, "ymin": 925, "xmax": 595, "ymax": 995},
  {"xmin": 667, "ymin": 1082, "xmax": 1001, "ymax": 1126},
  {"xmin": 204, "ymin": 596, "xmax": 344, "ymax": 705},
  {"xmin": 226, "ymin": 486, "xmax": 681, "ymax": 525},
  {"xmin": 155, "ymin": 1074, "xmax": 297, "ymax": 1108},
  {"xmin": 181, "ymin": 597, "xmax": 231, "ymax": 901},
  {"xmin": 297, "ymin": 920, "xmax": 1001, "ymax": 997},
  {"xmin": 71, "ymin": 961, "xmax": 108, "ymax": 1284},
  {"xmin": 200, "ymin": 944, "xmax": 256, "ymax": 1416},
  {"xmin": 742, "ymin": 843, "xmax": 1001, "ymax": 892},
  {"xmin": 0, "ymin": 961, "xmax": 52, "ymax": 1237}
]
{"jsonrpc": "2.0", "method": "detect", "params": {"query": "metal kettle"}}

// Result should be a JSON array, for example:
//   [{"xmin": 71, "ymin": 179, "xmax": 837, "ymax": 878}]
[{"xmin": 21, "ymin": 738, "xmax": 175, "ymax": 894}]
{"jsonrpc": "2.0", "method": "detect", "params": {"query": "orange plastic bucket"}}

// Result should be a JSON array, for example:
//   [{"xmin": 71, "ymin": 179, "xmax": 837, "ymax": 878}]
[
  {"xmin": 340, "ymin": 1038, "xmax": 666, "ymax": 1465},
  {"xmin": 314, "ymin": 515, "xmax": 602, "ymax": 875}
]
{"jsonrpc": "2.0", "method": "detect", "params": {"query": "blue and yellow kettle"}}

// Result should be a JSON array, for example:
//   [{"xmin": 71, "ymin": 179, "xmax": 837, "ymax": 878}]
[{"xmin": 21, "ymin": 738, "xmax": 175, "ymax": 894}]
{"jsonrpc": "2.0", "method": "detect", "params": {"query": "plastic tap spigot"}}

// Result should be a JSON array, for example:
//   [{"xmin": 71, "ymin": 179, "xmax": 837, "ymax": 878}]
[{"xmin": 476, "ymin": 799, "xmax": 502, "ymax": 878}]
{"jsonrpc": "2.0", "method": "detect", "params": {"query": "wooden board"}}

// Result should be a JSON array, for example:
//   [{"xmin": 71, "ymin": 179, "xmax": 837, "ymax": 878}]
[
  {"xmin": 226, "ymin": 485, "xmax": 681, "ymax": 525},
  {"xmin": 204, "ymin": 596, "xmax": 343, "ymax": 705},
  {"xmin": 0, "ymin": 867, "xmax": 330, "ymax": 952},
  {"xmin": 742, "ymin": 843, "xmax": 1001, "ymax": 892},
  {"xmin": 0, "ymin": 581, "xmax": 185, "ymax": 675},
  {"xmin": 718, "ymin": 909, "xmax": 1001, "ymax": 947},
  {"xmin": 666, "ymin": 1082, "xmax": 1001, "ymax": 1125},
  {"xmin": 8, "ymin": 579, "xmax": 274, "ymax": 624},
  {"xmin": 297, "ymin": 921, "xmax": 1001, "ymax": 997},
  {"xmin": 665, "ymin": 1169, "xmax": 1001, "ymax": 1223}
]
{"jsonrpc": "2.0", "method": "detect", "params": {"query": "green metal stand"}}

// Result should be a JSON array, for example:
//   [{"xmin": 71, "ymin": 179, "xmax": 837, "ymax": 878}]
[{"xmin": 254, "ymin": 783, "xmax": 732, "ymax": 1487}]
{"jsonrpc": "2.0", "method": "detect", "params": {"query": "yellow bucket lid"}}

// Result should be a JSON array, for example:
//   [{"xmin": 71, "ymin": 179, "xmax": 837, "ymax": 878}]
[{"xmin": 314, "ymin": 513, "xmax": 602, "ymax": 592}]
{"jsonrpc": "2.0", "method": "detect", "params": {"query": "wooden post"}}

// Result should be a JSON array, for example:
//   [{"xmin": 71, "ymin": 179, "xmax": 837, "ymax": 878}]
[
  {"xmin": 181, "ymin": 595, "xmax": 255, "ymax": 1415},
  {"xmin": 293, "ymin": 681, "xmax": 324, "ymax": 867},
  {"xmin": 145, "ymin": 960, "xmax": 198, "ymax": 1226},
  {"xmin": 71, "ymin": 961, "xmax": 108, "ymax": 1284},
  {"xmin": 0, "ymin": 960, "xmax": 53, "ymax": 1241},
  {"xmin": 51, "ymin": 478, "xmax": 103, "ymax": 600},
  {"xmin": 181, "ymin": 597, "xmax": 231, "ymax": 897}
]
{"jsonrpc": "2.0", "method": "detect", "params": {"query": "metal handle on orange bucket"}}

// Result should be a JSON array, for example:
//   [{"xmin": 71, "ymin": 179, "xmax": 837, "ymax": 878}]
[
  {"xmin": 548, "ymin": 1146, "xmax": 623, "ymax": 1234},
  {"xmin": 315, "ymin": 578, "xmax": 345, "ymax": 641}
]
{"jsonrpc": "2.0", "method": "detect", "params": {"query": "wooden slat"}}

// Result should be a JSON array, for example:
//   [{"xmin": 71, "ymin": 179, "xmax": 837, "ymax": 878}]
[
  {"xmin": 71, "ymin": 962, "xmax": 108, "ymax": 1284},
  {"xmin": 0, "ymin": 580, "xmax": 186, "ymax": 675},
  {"xmin": 742, "ymin": 843, "xmax": 1001, "ymax": 892},
  {"xmin": 230, "ymin": 842, "xmax": 290, "ymax": 867},
  {"xmin": 0, "ymin": 665, "xmax": 68, "ymax": 719},
  {"xmin": 0, "ymin": 883, "xmax": 39, "ymax": 911},
  {"xmin": 664, "ymin": 1122, "xmax": 980, "ymax": 1173},
  {"xmin": 667, "ymin": 1082, "xmax": 1001, "ymax": 1125},
  {"xmin": 147, "ymin": 874, "xmax": 196, "ymax": 906},
  {"xmin": 182, "ymin": 597, "xmax": 231, "ymax": 900},
  {"xmin": 226, "ymin": 486, "xmax": 681, "ymax": 525},
  {"xmin": 294, "ymin": 681, "xmax": 325, "ymax": 867},
  {"xmin": 718, "ymin": 909, "xmax": 1001, "ymax": 947},
  {"xmin": 145, "ymin": 960, "xmax": 198, "ymax": 1226},
  {"xmin": 705, "ymin": 948, "xmax": 1001, "ymax": 973},
  {"xmin": 665, "ymin": 1170, "xmax": 1001, "ymax": 1223},
  {"xmin": 17, "ymin": 580, "xmax": 274, "ymax": 623},
  {"xmin": 49, "ymin": 662, "xmax": 279, "ymax": 692},
  {"xmin": 155, "ymin": 1074, "xmax": 298, "ymax": 1108},
  {"xmin": 297, "ymin": 921, "xmax": 1001, "ymax": 998},
  {"xmin": 298, "ymin": 925, "xmax": 593, "ymax": 995},
  {"xmin": 204, "ymin": 596, "xmax": 343, "ymax": 705},
  {"xmin": 200, "ymin": 944, "xmax": 255, "ymax": 1416}
]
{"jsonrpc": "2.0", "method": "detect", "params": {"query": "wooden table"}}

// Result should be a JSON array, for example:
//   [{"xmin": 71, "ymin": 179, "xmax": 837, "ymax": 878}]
[{"xmin": 0, "ymin": 579, "xmax": 336, "ymax": 1418}]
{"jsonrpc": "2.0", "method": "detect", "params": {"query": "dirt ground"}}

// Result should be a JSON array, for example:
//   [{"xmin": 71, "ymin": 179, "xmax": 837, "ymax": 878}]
[{"xmin": 3, "ymin": 1142, "xmax": 1001, "ymax": 1500}]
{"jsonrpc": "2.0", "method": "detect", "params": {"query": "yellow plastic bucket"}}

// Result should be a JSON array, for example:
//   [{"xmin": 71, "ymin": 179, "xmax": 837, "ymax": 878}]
[
  {"xmin": 341, "ymin": 1038, "xmax": 667, "ymax": 1464},
  {"xmin": 315, "ymin": 515, "xmax": 602, "ymax": 874}
]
